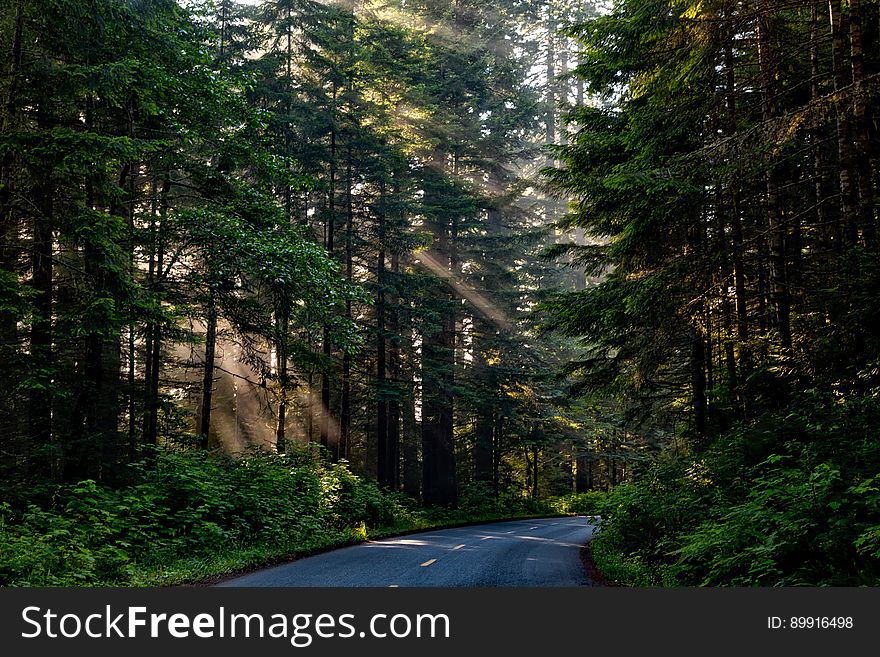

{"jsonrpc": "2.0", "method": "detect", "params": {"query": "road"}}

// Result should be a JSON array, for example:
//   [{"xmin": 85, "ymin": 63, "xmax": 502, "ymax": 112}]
[{"xmin": 217, "ymin": 516, "xmax": 595, "ymax": 587}]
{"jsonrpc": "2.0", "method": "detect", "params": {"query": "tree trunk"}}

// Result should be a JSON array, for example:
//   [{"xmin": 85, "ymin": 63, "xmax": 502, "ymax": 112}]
[
  {"xmin": 545, "ymin": 6, "xmax": 556, "ymax": 150},
  {"xmin": 340, "ymin": 138, "xmax": 354, "ymax": 462},
  {"xmin": 199, "ymin": 293, "xmax": 217, "ymax": 448},
  {"xmin": 142, "ymin": 174, "xmax": 169, "ymax": 448},
  {"xmin": 387, "ymin": 250, "xmax": 401, "ymax": 489},
  {"xmin": 723, "ymin": 32, "xmax": 750, "ymax": 370},
  {"xmin": 493, "ymin": 414, "xmax": 503, "ymax": 494},
  {"xmin": 691, "ymin": 320, "xmax": 708, "ymax": 443},
  {"xmin": 531, "ymin": 444, "xmax": 539, "ymax": 498},
  {"xmin": 829, "ymin": 0, "xmax": 859, "ymax": 245},
  {"xmin": 320, "ymin": 84, "xmax": 338, "ymax": 452},
  {"xmin": 757, "ymin": 4, "xmax": 792, "ymax": 353},
  {"xmin": 275, "ymin": 299, "xmax": 289, "ymax": 453},
  {"xmin": 575, "ymin": 454, "xmax": 589, "ymax": 493},
  {"xmin": 126, "ymin": 161, "xmax": 138, "ymax": 459},
  {"xmin": 401, "ymin": 301, "xmax": 420, "ymax": 497},
  {"xmin": 473, "ymin": 394, "xmax": 494, "ymax": 484},
  {"xmin": 421, "ymin": 289, "xmax": 457, "ymax": 506},
  {"xmin": 377, "ymin": 182, "xmax": 390, "ymax": 486},
  {"xmin": 421, "ymin": 146, "xmax": 457, "ymax": 507},
  {"xmin": 544, "ymin": 5, "xmax": 557, "ymax": 224},
  {"xmin": 77, "ymin": 164, "xmax": 122, "ymax": 482},
  {"xmin": 0, "ymin": 0, "xmax": 25, "ymax": 476},
  {"xmin": 28, "ymin": 144, "xmax": 54, "ymax": 481},
  {"xmin": 811, "ymin": 2, "xmax": 837, "ymax": 253},
  {"xmin": 558, "ymin": 24, "xmax": 568, "ymax": 147},
  {"xmin": 848, "ymin": 0, "xmax": 875, "ymax": 246}
]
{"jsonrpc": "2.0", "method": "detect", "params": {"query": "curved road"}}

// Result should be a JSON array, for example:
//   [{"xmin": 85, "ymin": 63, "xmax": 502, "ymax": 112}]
[{"xmin": 217, "ymin": 516, "xmax": 595, "ymax": 587}]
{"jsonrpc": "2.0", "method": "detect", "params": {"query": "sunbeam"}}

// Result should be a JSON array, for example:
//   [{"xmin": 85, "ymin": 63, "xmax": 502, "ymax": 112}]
[{"xmin": 415, "ymin": 251, "xmax": 517, "ymax": 334}]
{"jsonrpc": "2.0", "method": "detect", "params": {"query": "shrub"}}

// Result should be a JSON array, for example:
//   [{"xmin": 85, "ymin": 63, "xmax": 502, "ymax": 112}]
[{"xmin": 589, "ymin": 390, "xmax": 880, "ymax": 586}]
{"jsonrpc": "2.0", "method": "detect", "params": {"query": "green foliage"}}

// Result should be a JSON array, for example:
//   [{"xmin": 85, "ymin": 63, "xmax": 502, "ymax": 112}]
[
  {"xmin": 545, "ymin": 0, "xmax": 880, "ymax": 588},
  {"xmin": 320, "ymin": 462, "xmax": 397, "ymax": 529},
  {"xmin": 0, "ymin": 447, "xmax": 566, "ymax": 587},
  {"xmin": 589, "ymin": 533, "xmax": 656, "ymax": 587},
  {"xmin": 589, "ymin": 391, "xmax": 880, "ymax": 586},
  {"xmin": 0, "ymin": 448, "xmax": 329, "ymax": 586},
  {"xmin": 456, "ymin": 483, "xmax": 554, "ymax": 518},
  {"xmin": 548, "ymin": 491, "xmax": 608, "ymax": 516}
]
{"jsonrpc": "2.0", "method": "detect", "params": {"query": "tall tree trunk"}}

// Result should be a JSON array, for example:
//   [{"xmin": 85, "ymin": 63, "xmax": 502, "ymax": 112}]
[
  {"xmin": 544, "ymin": 5, "xmax": 557, "ymax": 225},
  {"xmin": 275, "ymin": 298, "xmax": 289, "ymax": 453},
  {"xmin": 848, "ymin": 0, "xmax": 875, "ymax": 246},
  {"xmin": 757, "ymin": 3, "xmax": 792, "ymax": 353},
  {"xmin": 558, "ymin": 24, "xmax": 568, "ymax": 147},
  {"xmin": 723, "ymin": 34, "xmax": 750, "ymax": 364},
  {"xmin": 829, "ymin": 0, "xmax": 859, "ymax": 245},
  {"xmin": 421, "ymin": 273, "xmax": 457, "ymax": 506},
  {"xmin": 473, "ymin": 203, "xmax": 503, "ymax": 484},
  {"xmin": 320, "ymin": 85, "xmax": 338, "ymax": 452},
  {"xmin": 387, "ymin": 249, "xmax": 401, "ymax": 489},
  {"xmin": 76, "ymin": 160, "xmax": 123, "ymax": 482},
  {"xmin": 691, "ymin": 320, "xmax": 708, "ymax": 442},
  {"xmin": 473, "ymin": 345, "xmax": 494, "ymax": 484},
  {"xmin": 545, "ymin": 6, "xmax": 556, "ymax": 151},
  {"xmin": 126, "ymin": 160, "xmax": 138, "ymax": 460},
  {"xmin": 275, "ymin": 1, "xmax": 295, "ymax": 454},
  {"xmin": 0, "ymin": 0, "xmax": 25, "ymax": 475},
  {"xmin": 421, "ymin": 146, "xmax": 457, "ymax": 506},
  {"xmin": 531, "ymin": 444, "xmax": 539, "ymax": 498},
  {"xmin": 142, "ymin": 174, "xmax": 169, "ymax": 448},
  {"xmin": 610, "ymin": 433, "xmax": 619, "ymax": 488},
  {"xmin": 401, "ymin": 301, "xmax": 420, "ymax": 497},
  {"xmin": 376, "ymin": 181, "xmax": 389, "ymax": 486},
  {"xmin": 492, "ymin": 414, "xmax": 503, "ymax": 495},
  {"xmin": 811, "ymin": 2, "xmax": 837, "ymax": 253},
  {"xmin": 199, "ymin": 292, "xmax": 217, "ymax": 448},
  {"xmin": 575, "ymin": 453, "xmax": 589, "ymax": 493},
  {"xmin": 715, "ymin": 186, "xmax": 738, "ymax": 390},
  {"xmin": 340, "ymin": 137, "xmax": 354, "ymax": 462},
  {"xmin": 28, "ymin": 130, "xmax": 54, "ymax": 481}
]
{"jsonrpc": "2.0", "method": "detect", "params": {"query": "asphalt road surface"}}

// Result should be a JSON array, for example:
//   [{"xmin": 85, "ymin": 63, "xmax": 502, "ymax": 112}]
[{"xmin": 217, "ymin": 516, "xmax": 595, "ymax": 587}]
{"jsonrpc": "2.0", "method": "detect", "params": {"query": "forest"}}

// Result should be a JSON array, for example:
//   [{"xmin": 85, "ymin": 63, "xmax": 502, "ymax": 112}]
[{"xmin": 1, "ymin": 0, "xmax": 879, "ymax": 587}]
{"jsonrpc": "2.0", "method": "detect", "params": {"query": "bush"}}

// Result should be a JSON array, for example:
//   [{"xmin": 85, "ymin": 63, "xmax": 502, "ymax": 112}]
[
  {"xmin": 320, "ymin": 463, "xmax": 398, "ymax": 529},
  {"xmin": 0, "ymin": 447, "xmax": 570, "ymax": 586},
  {"xmin": 589, "ymin": 390, "xmax": 880, "ymax": 586},
  {"xmin": 0, "ymin": 448, "xmax": 387, "ymax": 586},
  {"xmin": 548, "ymin": 491, "xmax": 608, "ymax": 516}
]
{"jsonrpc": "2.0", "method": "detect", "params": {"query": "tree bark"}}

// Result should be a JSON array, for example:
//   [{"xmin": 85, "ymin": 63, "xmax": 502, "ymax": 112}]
[
  {"xmin": 848, "ymin": 0, "xmax": 875, "ymax": 246},
  {"xmin": 575, "ymin": 454, "xmax": 589, "ymax": 493},
  {"xmin": 829, "ymin": 0, "xmax": 859, "ymax": 245},
  {"xmin": 320, "ymin": 85, "xmax": 337, "ymax": 452},
  {"xmin": 1, "ymin": 0, "xmax": 26, "ymax": 475},
  {"xmin": 142, "ymin": 174, "xmax": 169, "ymax": 448},
  {"xmin": 401, "ymin": 301, "xmax": 420, "ymax": 496},
  {"xmin": 199, "ymin": 293, "xmax": 217, "ymax": 448},
  {"xmin": 28, "ymin": 142, "xmax": 54, "ymax": 480},
  {"xmin": 275, "ymin": 299, "xmax": 289, "ymax": 453},
  {"xmin": 757, "ymin": 3, "xmax": 792, "ymax": 353},
  {"xmin": 340, "ymin": 137, "xmax": 354, "ymax": 462},
  {"xmin": 387, "ymin": 249, "xmax": 401, "ymax": 489},
  {"xmin": 377, "ymin": 181, "xmax": 390, "ymax": 486},
  {"xmin": 492, "ymin": 414, "xmax": 503, "ymax": 494}
]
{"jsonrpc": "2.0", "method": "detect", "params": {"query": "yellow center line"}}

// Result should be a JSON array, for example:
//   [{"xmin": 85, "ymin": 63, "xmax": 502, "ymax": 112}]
[
  {"xmin": 451, "ymin": 544, "xmax": 466, "ymax": 550},
  {"xmin": 420, "ymin": 559, "xmax": 437, "ymax": 567}
]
